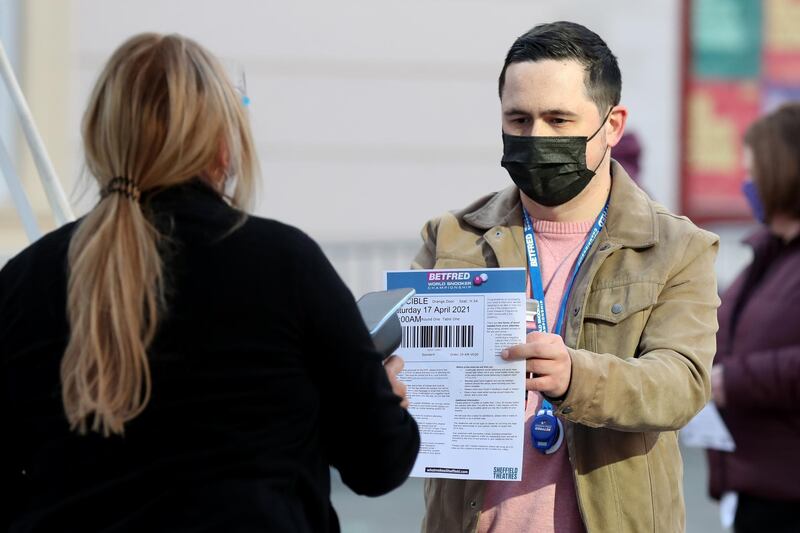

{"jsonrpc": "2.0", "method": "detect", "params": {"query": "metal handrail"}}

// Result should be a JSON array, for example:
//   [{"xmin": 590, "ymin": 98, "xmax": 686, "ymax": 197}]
[{"xmin": 0, "ymin": 39, "xmax": 74, "ymax": 235}]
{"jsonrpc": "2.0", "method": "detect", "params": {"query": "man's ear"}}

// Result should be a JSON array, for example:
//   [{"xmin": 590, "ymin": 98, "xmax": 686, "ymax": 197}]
[{"xmin": 605, "ymin": 105, "xmax": 628, "ymax": 148}]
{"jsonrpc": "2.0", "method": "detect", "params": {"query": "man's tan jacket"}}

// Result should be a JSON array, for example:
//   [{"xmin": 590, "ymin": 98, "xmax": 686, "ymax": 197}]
[{"xmin": 414, "ymin": 162, "xmax": 720, "ymax": 533}]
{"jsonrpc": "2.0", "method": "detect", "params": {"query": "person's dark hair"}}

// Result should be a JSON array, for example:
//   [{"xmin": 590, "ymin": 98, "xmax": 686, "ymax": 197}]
[
  {"xmin": 744, "ymin": 103, "xmax": 800, "ymax": 222},
  {"xmin": 498, "ymin": 21, "xmax": 622, "ymax": 114}
]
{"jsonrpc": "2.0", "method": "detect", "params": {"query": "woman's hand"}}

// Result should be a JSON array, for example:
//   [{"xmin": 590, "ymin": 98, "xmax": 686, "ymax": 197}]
[{"xmin": 384, "ymin": 355, "xmax": 409, "ymax": 409}]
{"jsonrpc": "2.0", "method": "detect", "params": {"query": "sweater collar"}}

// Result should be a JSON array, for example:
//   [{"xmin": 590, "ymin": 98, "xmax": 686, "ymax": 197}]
[{"xmin": 142, "ymin": 177, "xmax": 226, "ymax": 207}]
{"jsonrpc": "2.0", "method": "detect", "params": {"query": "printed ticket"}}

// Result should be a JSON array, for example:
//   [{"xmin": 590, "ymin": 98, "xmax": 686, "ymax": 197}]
[{"xmin": 386, "ymin": 268, "xmax": 526, "ymax": 481}]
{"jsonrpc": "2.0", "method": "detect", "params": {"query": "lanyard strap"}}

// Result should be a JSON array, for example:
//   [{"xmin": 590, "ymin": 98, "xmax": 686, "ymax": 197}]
[
  {"xmin": 522, "ymin": 202, "xmax": 608, "ymax": 335},
  {"xmin": 522, "ymin": 202, "xmax": 608, "ymax": 409}
]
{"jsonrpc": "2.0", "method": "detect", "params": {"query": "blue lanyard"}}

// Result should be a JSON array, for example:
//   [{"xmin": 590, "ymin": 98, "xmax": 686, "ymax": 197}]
[{"xmin": 522, "ymin": 202, "xmax": 608, "ymax": 408}]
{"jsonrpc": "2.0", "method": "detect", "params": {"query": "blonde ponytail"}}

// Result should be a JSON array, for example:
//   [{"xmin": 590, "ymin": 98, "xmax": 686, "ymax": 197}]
[
  {"xmin": 62, "ymin": 192, "xmax": 162, "ymax": 435},
  {"xmin": 63, "ymin": 33, "xmax": 258, "ymax": 435}
]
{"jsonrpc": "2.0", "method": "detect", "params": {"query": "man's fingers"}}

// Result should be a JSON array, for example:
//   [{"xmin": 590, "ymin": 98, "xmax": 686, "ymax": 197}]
[
  {"xmin": 525, "ymin": 357, "xmax": 561, "ymax": 376},
  {"xmin": 526, "ymin": 331, "xmax": 561, "ymax": 344},
  {"xmin": 384, "ymin": 354, "xmax": 405, "ymax": 376},
  {"xmin": 502, "ymin": 341, "xmax": 562, "ymax": 361},
  {"xmin": 525, "ymin": 374, "xmax": 556, "ymax": 393}
]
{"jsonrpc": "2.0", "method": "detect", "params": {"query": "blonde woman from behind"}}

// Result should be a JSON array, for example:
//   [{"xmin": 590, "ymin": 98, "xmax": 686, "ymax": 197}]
[{"xmin": 1, "ymin": 33, "xmax": 418, "ymax": 533}]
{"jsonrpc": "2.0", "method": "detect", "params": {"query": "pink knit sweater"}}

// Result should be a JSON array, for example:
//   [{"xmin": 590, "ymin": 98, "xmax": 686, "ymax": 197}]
[{"xmin": 477, "ymin": 217, "xmax": 594, "ymax": 533}]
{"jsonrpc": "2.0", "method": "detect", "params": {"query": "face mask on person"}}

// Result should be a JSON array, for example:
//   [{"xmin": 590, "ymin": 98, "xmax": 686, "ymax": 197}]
[
  {"xmin": 501, "ymin": 108, "xmax": 612, "ymax": 207},
  {"xmin": 742, "ymin": 180, "xmax": 766, "ymax": 223}
]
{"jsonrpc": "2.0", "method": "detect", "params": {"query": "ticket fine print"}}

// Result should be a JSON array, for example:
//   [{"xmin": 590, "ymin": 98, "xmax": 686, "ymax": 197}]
[{"xmin": 386, "ymin": 268, "xmax": 526, "ymax": 481}]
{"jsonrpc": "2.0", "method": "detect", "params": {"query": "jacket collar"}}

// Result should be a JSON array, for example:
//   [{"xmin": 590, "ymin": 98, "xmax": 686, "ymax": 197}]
[
  {"xmin": 603, "ymin": 160, "xmax": 659, "ymax": 249},
  {"xmin": 462, "ymin": 183, "xmax": 522, "ymax": 230},
  {"xmin": 463, "ymin": 160, "xmax": 658, "ymax": 249}
]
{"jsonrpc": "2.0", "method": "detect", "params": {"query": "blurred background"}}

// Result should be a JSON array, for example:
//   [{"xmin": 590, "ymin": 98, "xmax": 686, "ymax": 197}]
[{"xmin": 2, "ymin": 0, "xmax": 796, "ymax": 531}]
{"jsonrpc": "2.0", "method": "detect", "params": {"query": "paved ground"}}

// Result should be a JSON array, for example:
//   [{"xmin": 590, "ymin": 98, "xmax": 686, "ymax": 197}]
[{"xmin": 331, "ymin": 445, "xmax": 725, "ymax": 532}]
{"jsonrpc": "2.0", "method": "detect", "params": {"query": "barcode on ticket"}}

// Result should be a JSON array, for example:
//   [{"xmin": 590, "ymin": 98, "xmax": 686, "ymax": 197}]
[{"xmin": 401, "ymin": 325, "xmax": 475, "ymax": 348}]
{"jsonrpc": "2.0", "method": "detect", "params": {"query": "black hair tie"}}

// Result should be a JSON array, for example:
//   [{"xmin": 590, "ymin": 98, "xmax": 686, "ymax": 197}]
[{"xmin": 102, "ymin": 177, "xmax": 142, "ymax": 202}]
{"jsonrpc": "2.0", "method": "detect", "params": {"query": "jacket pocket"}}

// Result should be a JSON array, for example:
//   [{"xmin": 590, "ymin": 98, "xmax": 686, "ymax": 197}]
[{"xmin": 583, "ymin": 281, "xmax": 659, "ymax": 358}]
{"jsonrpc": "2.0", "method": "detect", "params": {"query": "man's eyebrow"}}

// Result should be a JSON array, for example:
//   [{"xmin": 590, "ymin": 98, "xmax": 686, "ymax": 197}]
[
  {"xmin": 540, "ymin": 108, "xmax": 579, "ymax": 118},
  {"xmin": 503, "ymin": 107, "xmax": 531, "ymax": 116},
  {"xmin": 503, "ymin": 107, "xmax": 579, "ymax": 118}
]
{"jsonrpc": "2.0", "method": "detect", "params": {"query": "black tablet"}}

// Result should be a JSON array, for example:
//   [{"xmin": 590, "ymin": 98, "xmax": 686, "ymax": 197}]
[{"xmin": 356, "ymin": 288, "xmax": 416, "ymax": 358}]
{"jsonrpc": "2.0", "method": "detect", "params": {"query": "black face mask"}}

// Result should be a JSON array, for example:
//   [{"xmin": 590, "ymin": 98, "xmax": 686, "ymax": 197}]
[{"xmin": 501, "ymin": 108, "xmax": 612, "ymax": 207}]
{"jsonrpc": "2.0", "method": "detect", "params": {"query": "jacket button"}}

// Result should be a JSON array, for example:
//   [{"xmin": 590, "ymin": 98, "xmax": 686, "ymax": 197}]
[
  {"xmin": 611, "ymin": 303, "xmax": 623, "ymax": 314},
  {"xmin": 572, "ymin": 306, "xmax": 580, "ymax": 316},
  {"xmin": 562, "ymin": 406, "xmax": 573, "ymax": 414},
  {"xmin": 495, "ymin": 230, "xmax": 502, "ymax": 238},
  {"xmin": 599, "ymin": 243, "xmax": 611, "ymax": 251},
  {"xmin": 469, "ymin": 500, "xmax": 477, "ymax": 509}
]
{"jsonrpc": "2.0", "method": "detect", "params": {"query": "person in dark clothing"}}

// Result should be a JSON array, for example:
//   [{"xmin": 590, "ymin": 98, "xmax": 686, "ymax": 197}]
[
  {"xmin": 0, "ymin": 33, "xmax": 419, "ymax": 533},
  {"xmin": 708, "ymin": 103, "xmax": 800, "ymax": 533}
]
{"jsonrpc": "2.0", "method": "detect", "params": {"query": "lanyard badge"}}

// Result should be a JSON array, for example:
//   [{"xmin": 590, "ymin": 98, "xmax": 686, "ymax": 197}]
[
  {"xmin": 531, "ymin": 403, "xmax": 565, "ymax": 454},
  {"xmin": 523, "ymin": 202, "xmax": 608, "ymax": 455}
]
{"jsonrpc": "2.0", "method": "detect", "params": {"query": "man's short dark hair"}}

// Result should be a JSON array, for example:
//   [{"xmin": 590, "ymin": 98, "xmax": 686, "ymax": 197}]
[{"xmin": 498, "ymin": 21, "xmax": 622, "ymax": 114}]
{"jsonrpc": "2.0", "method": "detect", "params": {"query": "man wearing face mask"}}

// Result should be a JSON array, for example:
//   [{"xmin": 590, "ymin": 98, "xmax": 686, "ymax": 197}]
[{"xmin": 414, "ymin": 22, "xmax": 720, "ymax": 533}]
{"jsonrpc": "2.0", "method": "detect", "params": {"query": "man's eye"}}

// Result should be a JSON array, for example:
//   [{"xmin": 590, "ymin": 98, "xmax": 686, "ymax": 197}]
[
  {"xmin": 548, "ymin": 118, "xmax": 567, "ymax": 125},
  {"xmin": 512, "ymin": 117, "xmax": 530, "ymax": 125}
]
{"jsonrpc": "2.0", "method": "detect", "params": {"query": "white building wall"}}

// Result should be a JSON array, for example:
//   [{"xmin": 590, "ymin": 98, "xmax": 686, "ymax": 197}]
[
  {"xmin": 68, "ymin": 0, "xmax": 682, "ymax": 238},
  {"xmin": 1, "ymin": 0, "xmax": 755, "ymax": 290}
]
